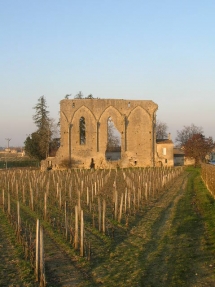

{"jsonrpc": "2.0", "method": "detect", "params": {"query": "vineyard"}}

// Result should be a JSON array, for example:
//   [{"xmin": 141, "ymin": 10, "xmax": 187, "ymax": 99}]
[
  {"xmin": 201, "ymin": 163, "xmax": 215, "ymax": 196},
  {"xmin": 1, "ymin": 166, "xmax": 215, "ymax": 286}
]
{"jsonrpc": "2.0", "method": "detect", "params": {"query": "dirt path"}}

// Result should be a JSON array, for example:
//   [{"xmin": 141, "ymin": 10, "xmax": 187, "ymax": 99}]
[
  {"xmin": 91, "ymin": 171, "xmax": 215, "ymax": 286},
  {"xmin": 0, "ymin": 210, "xmax": 36, "ymax": 287},
  {"xmin": 44, "ymin": 232, "xmax": 90, "ymax": 287},
  {"xmin": 0, "ymin": 225, "xmax": 23, "ymax": 286}
]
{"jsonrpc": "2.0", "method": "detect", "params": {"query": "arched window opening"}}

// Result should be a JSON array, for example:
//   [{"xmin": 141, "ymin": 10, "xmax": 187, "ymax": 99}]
[
  {"xmin": 79, "ymin": 117, "xmax": 86, "ymax": 145},
  {"xmin": 105, "ymin": 117, "xmax": 121, "ymax": 161}
]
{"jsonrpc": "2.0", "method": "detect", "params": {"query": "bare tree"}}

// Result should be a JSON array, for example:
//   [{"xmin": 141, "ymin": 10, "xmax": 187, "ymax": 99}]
[
  {"xmin": 176, "ymin": 124, "xmax": 203, "ymax": 146},
  {"xmin": 156, "ymin": 120, "xmax": 168, "ymax": 139},
  {"xmin": 184, "ymin": 133, "xmax": 215, "ymax": 166},
  {"xmin": 74, "ymin": 92, "xmax": 94, "ymax": 99},
  {"xmin": 65, "ymin": 94, "xmax": 71, "ymax": 99},
  {"xmin": 86, "ymin": 94, "xmax": 94, "ymax": 99},
  {"xmin": 49, "ymin": 118, "xmax": 59, "ymax": 139},
  {"xmin": 74, "ymin": 91, "xmax": 84, "ymax": 99}
]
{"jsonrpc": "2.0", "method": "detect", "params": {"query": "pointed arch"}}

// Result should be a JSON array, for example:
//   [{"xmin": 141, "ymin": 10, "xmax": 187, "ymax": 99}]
[
  {"xmin": 98, "ymin": 105, "xmax": 122, "ymax": 122},
  {"xmin": 127, "ymin": 105, "xmax": 151, "ymax": 120},
  {"xmin": 99, "ymin": 105, "xmax": 124, "ymax": 154},
  {"xmin": 71, "ymin": 105, "xmax": 97, "ymax": 123},
  {"xmin": 71, "ymin": 105, "xmax": 97, "ymax": 153}
]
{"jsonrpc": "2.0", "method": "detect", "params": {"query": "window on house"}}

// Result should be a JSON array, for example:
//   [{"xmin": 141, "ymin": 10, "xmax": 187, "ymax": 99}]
[
  {"xmin": 162, "ymin": 148, "xmax": 166, "ymax": 155},
  {"xmin": 165, "ymin": 159, "xmax": 168, "ymax": 163},
  {"xmin": 79, "ymin": 117, "xmax": 86, "ymax": 145}
]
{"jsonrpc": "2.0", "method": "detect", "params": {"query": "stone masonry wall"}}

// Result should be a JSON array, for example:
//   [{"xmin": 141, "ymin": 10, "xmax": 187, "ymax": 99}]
[{"xmin": 45, "ymin": 98, "xmax": 158, "ymax": 169}]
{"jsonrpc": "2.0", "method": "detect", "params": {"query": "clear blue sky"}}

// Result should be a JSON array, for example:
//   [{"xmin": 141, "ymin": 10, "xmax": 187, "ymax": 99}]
[{"xmin": 1, "ymin": 0, "xmax": 215, "ymax": 147}]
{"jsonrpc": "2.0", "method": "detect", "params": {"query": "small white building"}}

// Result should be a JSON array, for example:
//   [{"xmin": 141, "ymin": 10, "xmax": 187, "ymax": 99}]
[{"xmin": 156, "ymin": 134, "xmax": 174, "ymax": 166}]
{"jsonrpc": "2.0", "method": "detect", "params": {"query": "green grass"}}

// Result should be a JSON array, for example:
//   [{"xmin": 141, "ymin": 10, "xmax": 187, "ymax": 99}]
[
  {"xmin": 161, "ymin": 166, "xmax": 215, "ymax": 286},
  {"xmin": 87, "ymin": 167, "xmax": 215, "ymax": 286},
  {"xmin": 0, "ymin": 209, "xmax": 37, "ymax": 286}
]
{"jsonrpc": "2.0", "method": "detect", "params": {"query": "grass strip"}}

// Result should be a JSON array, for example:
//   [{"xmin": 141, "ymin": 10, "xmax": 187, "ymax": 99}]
[
  {"xmin": 165, "ymin": 167, "xmax": 215, "ymax": 286},
  {"xmin": 0, "ymin": 208, "xmax": 37, "ymax": 286}
]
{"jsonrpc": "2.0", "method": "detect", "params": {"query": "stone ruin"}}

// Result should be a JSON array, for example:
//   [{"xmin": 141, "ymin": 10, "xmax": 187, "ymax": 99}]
[{"xmin": 42, "ymin": 98, "xmax": 159, "ymax": 170}]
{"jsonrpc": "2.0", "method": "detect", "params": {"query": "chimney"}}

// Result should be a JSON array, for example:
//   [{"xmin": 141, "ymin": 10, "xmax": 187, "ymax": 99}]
[{"xmin": 168, "ymin": 133, "xmax": 171, "ymax": 140}]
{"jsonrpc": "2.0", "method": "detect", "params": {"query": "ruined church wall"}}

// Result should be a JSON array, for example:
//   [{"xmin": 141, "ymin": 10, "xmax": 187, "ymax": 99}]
[
  {"xmin": 52, "ymin": 98, "xmax": 158, "ymax": 169},
  {"xmin": 71, "ymin": 106, "xmax": 97, "ymax": 158}
]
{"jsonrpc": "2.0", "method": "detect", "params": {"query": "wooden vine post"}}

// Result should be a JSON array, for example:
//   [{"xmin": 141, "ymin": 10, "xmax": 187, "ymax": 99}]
[
  {"xmin": 59, "ymin": 188, "xmax": 62, "ymax": 208},
  {"xmin": 98, "ymin": 197, "xmax": 101, "ymax": 232},
  {"xmin": 118, "ymin": 193, "xmax": 123, "ymax": 223},
  {"xmin": 87, "ymin": 187, "xmax": 89, "ymax": 206},
  {"xmin": 145, "ymin": 183, "xmax": 148, "ymax": 201},
  {"xmin": 17, "ymin": 201, "xmax": 21, "ymax": 239},
  {"xmin": 22, "ymin": 185, "xmax": 25, "ymax": 204},
  {"xmin": 35, "ymin": 219, "xmax": 40, "ymax": 282},
  {"xmin": 74, "ymin": 205, "xmax": 79, "ymax": 250},
  {"xmin": 102, "ymin": 199, "xmax": 106, "ymax": 234},
  {"xmin": 114, "ymin": 189, "xmax": 118, "ymax": 220},
  {"xmin": 124, "ymin": 188, "xmax": 127, "ymax": 213},
  {"xmin": 2, "ymin": 189, "xmax": 4, "ymax": 212},
  {"xmin": 35, "ymin": 219, "xmax": 46, "ymax": 286},
  {"xmin": 30, "ymin": 187, "xmax": 34, "ymax": 211},
  {"xmin": 40, "ymin": 225, "xmax": 45, "ymax": 287},
  {"xmin": 44, "ymin": 192, "xmax": 47, "ymax": 220},
  {"xmin": 80, "ymin": 209, "xmax": 84, "ymax": 257},
  {"xmin": 65, "ymin": 201, "xmax": 68, "ymax": 240},
  {"xmin": 8, "ymin": 192, "xmax": 10, "ymax": 216}
]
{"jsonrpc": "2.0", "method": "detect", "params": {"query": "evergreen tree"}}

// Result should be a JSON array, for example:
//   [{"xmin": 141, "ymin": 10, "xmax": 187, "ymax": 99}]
[
  {"xmin": 33, "ymin": 95, "xmax": 50, "ymax": 130},
  {"xmin": 24, "ymin": 132, "xmax": 43, "ymax": 160},
  {"xmin": 25, "ymin": 96, "xmax": 52, "ymax": 160}
]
